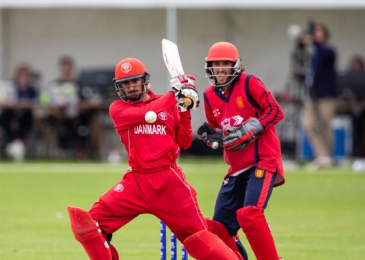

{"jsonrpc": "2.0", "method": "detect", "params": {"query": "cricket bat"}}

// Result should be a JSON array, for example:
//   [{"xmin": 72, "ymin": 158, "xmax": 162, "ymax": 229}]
[
  {"xmin": 162, "ymin": 39, "xmax": 192, "ymax": 107},
  {"xmin": 162, "ymin": 39, "xmax": 217, "ymax": 149}
]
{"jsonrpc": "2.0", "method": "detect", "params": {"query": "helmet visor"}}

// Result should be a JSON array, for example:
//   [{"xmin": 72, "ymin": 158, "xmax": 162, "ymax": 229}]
[
  {"xmin": 205, "ymin": 65, "xmax": 238, "ymax": 87},
  {"xmin": 205, "ymin": 58, "xmax": 242, "ymax": 87},
  {"xmin": 114, "ymin": 73, "xmax": 150, "ymax": 102}
]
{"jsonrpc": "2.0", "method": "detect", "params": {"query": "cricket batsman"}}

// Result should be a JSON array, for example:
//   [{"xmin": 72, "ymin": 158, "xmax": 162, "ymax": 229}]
[
  {"xmin": 197, "ymin": 42, "xmax": 285, "ymax": 260},
  {"xmin": 68, "ymin": 57, "xmax": 243, "ymax": 260}
]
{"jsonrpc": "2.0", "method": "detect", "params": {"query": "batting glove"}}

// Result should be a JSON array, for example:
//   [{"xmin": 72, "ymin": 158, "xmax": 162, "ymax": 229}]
[
  {"xmin": 222, "ymin": 117, "xmax": 264, "ymax": 151},
  {"xmin": 169, "ymin": 75, "xmax": 196, "ymax": 97},
  {"xmin": 197, "ymin": 122, "xmax": 222, "ymax": 149},
  {"xmin": 177, "ymin": 86, "xmax": 200, "ymax": 112}
]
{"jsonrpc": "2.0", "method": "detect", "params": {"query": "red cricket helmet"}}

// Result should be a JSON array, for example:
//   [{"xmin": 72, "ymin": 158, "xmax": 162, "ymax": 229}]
[
  {"xmin": 206, "ymin": 42, "xmax": 240, "ymax": 62},
  {"xmin": 113, "ymin": 58, "xmax": 150, "ymax": 102},
  {"xmin": 205, "ymin": 42, "xmax": 243, "ymax": 87}
]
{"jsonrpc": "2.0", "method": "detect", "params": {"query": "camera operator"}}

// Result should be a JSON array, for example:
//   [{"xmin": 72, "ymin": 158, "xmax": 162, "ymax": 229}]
[
  {"xmin": 302, "ymin": 22, "xmax": 338, "ymax": 168},
  {"xmin": 290, "ymin": 34, "xmax": 311, "ymax": 101}
]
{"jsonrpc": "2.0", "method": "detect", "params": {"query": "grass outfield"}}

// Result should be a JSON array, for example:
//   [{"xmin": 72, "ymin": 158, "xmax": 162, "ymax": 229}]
[{"xmin": 0, "ymin": 158, "xmax": 365, "ymax": 260}]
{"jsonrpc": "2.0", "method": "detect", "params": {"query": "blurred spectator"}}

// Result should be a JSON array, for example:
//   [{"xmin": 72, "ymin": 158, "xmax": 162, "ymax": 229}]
[
  {"xmin": 338, "ymin": 55, "xmax": 365, "ymax": 157},
  {"xmin": 350, "ymin": 56, "xmax": 364, "ymax": 71},
  {"xmin": 47, "ymin": 56, "xmax": 80, "ymax": 116},
  {"xmin": 341, "ymin": 55, "xmax": 365, "ymax": 99},
  {"xmin": 43, "ymin": 56, "xmax": 103, "ymax": 159},
  {"xmin": 44, "ymin": 56, "xmax": 83, "ymax": 158},
  {"xmin": 0, "ymin": 64, "xmax": 38, "ymax": 161},
  {"xmin": 338, "ymin": 55, "xmax": 365, "ymax": 101},
  {"xmin": 302, "ymin": 23, "xmax": 338, "ymax": 168}
]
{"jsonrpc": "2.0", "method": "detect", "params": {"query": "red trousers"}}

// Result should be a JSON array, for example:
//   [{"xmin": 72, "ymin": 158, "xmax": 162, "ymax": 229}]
[{"xmin": 89, "ymin": 166, "xmax": 207, "ymax": 243}]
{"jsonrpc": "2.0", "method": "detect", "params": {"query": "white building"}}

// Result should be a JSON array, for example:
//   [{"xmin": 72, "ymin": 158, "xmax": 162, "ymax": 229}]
[{"xmin": 1, "ymin": 1, "xmax": 364, "ymax": 131}]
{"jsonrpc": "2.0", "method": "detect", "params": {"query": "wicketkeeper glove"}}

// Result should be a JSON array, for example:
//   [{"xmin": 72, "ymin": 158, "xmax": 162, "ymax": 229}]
[
  {"xmin": 197, "ymin": 122, "xmax": 222, "ymax": 149},
  {"xmin": 222, "ymin": 117, "xmax": 264, "ymax": 151}
]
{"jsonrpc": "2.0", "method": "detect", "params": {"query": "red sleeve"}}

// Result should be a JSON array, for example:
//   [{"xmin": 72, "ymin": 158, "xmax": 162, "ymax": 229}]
[
  {"xmin": 109, "ymin": 92, "xmax": 177, "ymax": 131},
  {"xmin": 203, "ymin": 91, "xmax": 220, "ymax": 130},
  {"xmin": 248, "ymin": 76, "xmax": 284, "ymax": 129},
  {"xmin": 174, "ymin": 109, "xmax": 193, "ymax": 150}
]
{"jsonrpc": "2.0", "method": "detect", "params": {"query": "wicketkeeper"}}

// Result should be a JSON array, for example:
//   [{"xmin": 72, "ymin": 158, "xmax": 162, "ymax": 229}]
[{"xmin": 198, "ymin": 42, "xmax": 285, "ymax": 260}]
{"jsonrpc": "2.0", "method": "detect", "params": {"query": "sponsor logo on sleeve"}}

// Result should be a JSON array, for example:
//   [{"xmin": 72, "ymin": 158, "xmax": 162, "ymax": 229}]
[{"xmin": 114, "ymin": 184, "xmax": 124, "ymax": 192}]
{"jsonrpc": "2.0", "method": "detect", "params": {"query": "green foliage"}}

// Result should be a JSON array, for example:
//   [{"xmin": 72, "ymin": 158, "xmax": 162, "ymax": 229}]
[{"xmin": 0, "ymin": 159, "xmax": 364, "ymax": 259}]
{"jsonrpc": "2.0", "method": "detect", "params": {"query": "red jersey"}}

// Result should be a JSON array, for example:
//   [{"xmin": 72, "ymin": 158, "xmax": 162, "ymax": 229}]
[
  {"xmin": 109, "ymin": 90, "xmax": 192, "ymax": 171},
  {"xmin": 203, "ymin": 73, "xmax": 285, "ymax": 187}
]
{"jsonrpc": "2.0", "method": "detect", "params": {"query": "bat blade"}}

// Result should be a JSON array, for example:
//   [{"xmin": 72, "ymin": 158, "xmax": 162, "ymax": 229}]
[
  {"xmin": 162, "ymin": 39, "xmax": 185, "ymax": 78},
  {"xmin": 162, "ymin": 39, "xmax": 193, "ymax": 109}
]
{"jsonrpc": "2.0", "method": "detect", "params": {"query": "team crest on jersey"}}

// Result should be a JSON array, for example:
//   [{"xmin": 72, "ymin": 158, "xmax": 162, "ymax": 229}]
[
  {"xmin": 121, "ymin": 63, "xmax": 132, "ymax": 73},
  {"xmin": 213, "ymin": 109, "xmax": 221, "ymax": 118},
  {"xmin": 236, "ymin": 96, "xmax": 245, "ymax": 109},
  {"xmin": 255, "ymin": 168, "xmax": 264, "ymax": 178},
  {"xmin": 114, "ymin": 184, "xmax": 124, "ymax": 192},
  {"xmin": 158, "ymin": 112, "xmax": 168, "ymax": 121}
]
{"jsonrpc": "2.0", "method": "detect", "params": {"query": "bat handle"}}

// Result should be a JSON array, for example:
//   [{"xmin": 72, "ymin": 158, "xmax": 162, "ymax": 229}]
[{"xmin": 183, "ymin": 97, "xmax": 192, "ymax": 107}]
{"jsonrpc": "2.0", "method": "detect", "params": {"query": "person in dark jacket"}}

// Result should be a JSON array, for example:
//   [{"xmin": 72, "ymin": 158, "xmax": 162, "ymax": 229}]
[{"xmin": 302, "ymin": 23, "xmax": 337, "ymax": 168}]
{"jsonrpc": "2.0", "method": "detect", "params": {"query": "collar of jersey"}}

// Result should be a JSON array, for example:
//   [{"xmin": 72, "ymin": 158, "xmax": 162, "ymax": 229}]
[
  {"xmin": 213, "ymin": 75, "xmax": 240, "ymax": 103},
  {"xmin": 145, "ymin": 90, "xmax": 157, "ymax": 103}
]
